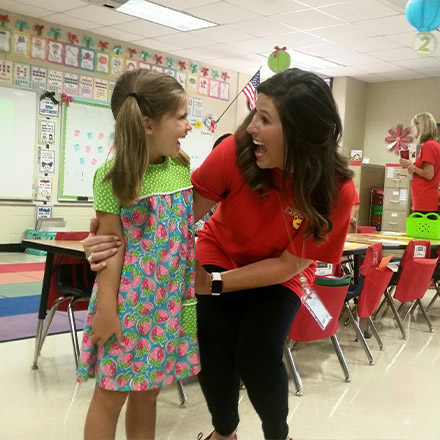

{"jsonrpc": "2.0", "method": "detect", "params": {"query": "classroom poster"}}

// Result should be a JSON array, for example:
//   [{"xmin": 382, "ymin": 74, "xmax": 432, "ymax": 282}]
[
  {"xmin": 209, "ymin": 80, "xmax": 220, "ymax": 99},
  {"xmin": 193, "ymin": 98, "xmax": 204, "ymax": 119},
  {"xmin": 30, "ymin": 35, "xmax": 47, "ymax": 61},
  {"xmin": 151, "ymin": 65, "xmax": 163, "ymax": 73},
  {"xmin": 36, "ymin": 177, "xmax": 52, "ymax": 201},
  {"xmin": 39, "ymin": 97, "xmax": 59, "ymax": 117},
  {"xmin": 176, "ymin": 71, "xmax": 186, "ymax": 89},
  {"xmin": 350, "ymin": 149, "xmax": 362, "ymax": 162},
  {"xmin": 110, "ymin": 54, "xmax": 124, "ymax": 76},
  {"xmin": 30, "ymin": 66, "xmax": 47, "ymax": 89},
  {"xmin": 47, "ymin": 69, "xmax": 63, "ymax": 93},
  {"xmin": 219, "ymin": 82, "xmax": 230, "ymax": 101},
  {"xmin": 39, "ymin": 149, "xmax": 56, "ymax": 173},
  {"xmin": 47, "ymin": 39, "xmax": 64, "ymax": 65},
  {"xmin": 187, "ymin": 74, "xmax": 197, "ymax": 92},
  {"xmin": 79, "ymin": 75, "xmax": 94, "ymax": 99},
  {"xmin": 0, "ymin": 60, "xmax": 13, "ymax": 84},
  {"xmin": 12, "ymin": 31, "xmax": 30, "ymax": 57},
  {"xmin": 80, "ymin": 47, "xmax": 95, "ymax": 71},
  {"xmin": 198, "ymin": 77, "xmax": 209, "ymax": 96},
  {"xmin": 138, "ymin": 61, "xmax": 151, "ymax": 69},
  {"xmin": 0, "ymin": 30, "xmax": 10, "ymax": 52},
  {"xmin": 64, "ymin": 44, "xmax": 79, "ymax": 68},
  {"xmin": 39, "ymin": 120, "xmax": 55, "ymax": 145},
  {"xmin": 163, "ymin": 68, "xmax": 175, "ymax": 78},
  {"xmin": 13, "ymin": 62, "xmax": 30, "ymax": 87},
  {"xmin": 96, "ymin": 52, "xmax": 109, "ymax": 73},
  {"xmin": 63, "ymin": 72, "xmax": 79, "ymax": 96},
  {"xmin": 93, "ymin": 78, "xmax": 108, "ymax": 101},
  {"xmin": 187, "ymin": 97, "xmax": 194, "ymax": 117},
  {"xmin": 125, "ymin": 58, "xmax": 138, "ymax": 71},
  {"xmin": 108, "ymin": 80, "xmax": 115, "ymax": 102},
  {"xmin": 35, "ymin": 204, "xmax": 53, "ymax": 223}
]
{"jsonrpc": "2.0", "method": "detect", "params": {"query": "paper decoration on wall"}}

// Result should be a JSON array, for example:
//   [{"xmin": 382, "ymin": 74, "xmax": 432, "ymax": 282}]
[
  {"xmin": 151, "ymin": 65, "xmax": 163, "ymax": 72},
  {"xmin": 63, "ymin": 72, "xmax": 79, "ymax": 95},
  {"xmin": 187, "ymin": 74, "xmax": 198, "ymax": 92},
  {"xmin": 201, "ymin": 67, "xmax": 209, "ymax": 77},
  {"xmin": 0, "ymin": 60, "xmax": 13, "ymax": 84},
  {"xmin": 204, "ymin": 115, "xmax": 217, "ymax": 133},
  {"xmin": 113, "ymin": 45, "xmax": 122, "ymax": 55},
  {"xmin": 96, "ymin": 52, "xmax": 110, "ymax": 73},
  {"xmin": 39, "ymin": 149, "xmax": 56, "ymax": 173},
  {"xmin": 268, "ymin": 45, "xmax": 290, "ymax": 72},
  {"xmin": 0, "ymin": 14, "xmax": 10, "ymax": 28},
  {"xmin": 15, "ymin": 20, "xmax": 29, "ymax": 32},
  {"xmin": 128, "ymin": 48, "xmax": 137, "ymax": 58},
  {"xmin": 30, "ymin": 65, "xmax": 47, "ymax": 90},
  {"xmin": 79, "ymin": 75, "xmax": 94, "ymax": 99},
  {"xmin": 61, "ymin": 93, "xmax": 74, "ymax": 107},
  {"xmin": 219, "ymin": 82, "xmax": 230, "ymax": 101},
  {"xmin": 166, "ymin": 57, "xmax": 174, "ymax": 69},
  {"xmin": 68, "ymin": 32, "xmax": 79, "ymax": 45},
  {"xmin": 12, "ymin": 31, "xmax": 30, "ymax": 57},
  {"xmin": 141, "ymin": 50, "xmax": 151, "ymax": 61},
  {"xmin": 212, "ymin": 70, "xmax": 219, "ymax": 79},
  {"xmin": 176, "ymin": 71, "xmax": 186, "ymax": 88},
  {"xmin": 110, "ymin": 54, "xmax": 124, "ymax": 76},
  {"xmin": 178, "ymin": 60, "xmax": 186, "ymax": 71},
  {"xmin": 198, "ymin": 77, "xmax": 209, "ymax": 95},
  {"xmin": 190, "ymin": 63, "xmax": 198, "ymax": 73},
  {"xmin": 0, "ymin": 29, "xmax": 10, "ymax": 52},
  {"xmin": 83, "ymin": 37, "xmax": 94, "ymax": 48},
  {"xmin": 39, "ymin": 95, "xmax": 59, "ymax": 117},
  {"xmin": 46, "ymin": 70, "xmax": 62, "ymax": 93},
  {"xmin": 47, "ymin": 39, "xmax": 64, "ymax": 64},
  {"xmin": 163, "ymin": 68, "xmax": 175, "ymax": 77},
  {"xmin": 153, "ymin": 54, "xmax": 163, "ymax": 65},
  {"xmin": 64, "ymin": 44, "xmax": 80, "ymax": 68},
  {"xmin": 35, "ymin": 203, "xmax": 53, "ymax": 221},
  {"xmin": 125, "ymin": 58, "xmax": 138, "ymax": 71},
  {"xmin": 385, "ymin": 124, "xmax": 412, "ymax": 155},
  {"xmin": 138, "ymin": 61, "xmax": 150, "ymax": 70},
  {"xmin": 80, "ymin": 47, "xmax": 95, "ymax": 71},
  {"xmin": 48, "ymin": 28, "xmax": 61, "ymax": 40},
  {"xmin": 193, "ymin": 98, "xmax": 204, "ymax": 118},
  {"xmin": 39, "ymin": 120, "xmax": 55, "ymax": 144},
  {"xmin": 209, "ymin": 80, "xmax": 219, "ymax": 99},
  {"xmin": 98, "ymin": 41, "xmax": 108, "ymax": 52},
  {"xmin": 93, "ymin": 78, "xmax": 108, "ymax": 101},
  {"xmin": 40, "ymin": 90, "xmax": 59, "ymax": 105},
  {"xmin": 221, "ymin": 71, "xmax": 230, "ymax": 81},
  {"xmin": 14, "ymin": 62, "xmax": 30, "ymax": 87},
  {"xmin": 36, "ymin": 177, "xmax": 52, "ymax": 201},
  {"xmin": 31, "ymin": 35, "xmax": 47, "ymax": 60},
  {"xmin": 34, "ymin": 24, "xmax": 44, "ymax": 36}
]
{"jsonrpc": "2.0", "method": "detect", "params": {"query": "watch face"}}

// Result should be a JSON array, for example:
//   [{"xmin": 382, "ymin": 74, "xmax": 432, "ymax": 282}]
[{"xmin": 211, "ymin": 279, "xmax": 222, "ymax": 294}]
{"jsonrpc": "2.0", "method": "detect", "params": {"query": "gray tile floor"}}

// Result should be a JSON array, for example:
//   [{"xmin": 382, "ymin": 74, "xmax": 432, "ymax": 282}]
[{"xmin": 1, "ymin": 252, "xmax": 440, "ymax": 440}]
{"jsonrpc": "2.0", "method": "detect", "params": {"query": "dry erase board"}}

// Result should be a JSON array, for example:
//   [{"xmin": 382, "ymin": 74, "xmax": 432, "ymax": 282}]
[
  {"xmin": 0, "ymin": 86, "xmax": 37, "ymax": 200},
  {"xmin": 180, "ymin": 122, "xmax": 213, "ymax": 172},
  {"xmin": 59, "ymin": 99, "xmax": 114, "ymax": 200}
]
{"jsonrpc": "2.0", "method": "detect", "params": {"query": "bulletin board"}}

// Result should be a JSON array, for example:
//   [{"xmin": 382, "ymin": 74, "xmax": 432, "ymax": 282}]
[
  {"xmin": 180, "ymin": 121, "xmax": 213, "ymax": 172},
  {"xmin": 59, "ymin": 99, "xmax": 114, "ymax": 200},
  {"xmin": 0, "ymin": 85, "xmax": 37, "ymax": 199}
]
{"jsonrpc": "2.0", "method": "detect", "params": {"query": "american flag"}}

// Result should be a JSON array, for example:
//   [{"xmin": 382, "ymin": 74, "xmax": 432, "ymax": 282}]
[{"xmin": 242, "ymin": 70, "xmax": 260, "ymax": 109}]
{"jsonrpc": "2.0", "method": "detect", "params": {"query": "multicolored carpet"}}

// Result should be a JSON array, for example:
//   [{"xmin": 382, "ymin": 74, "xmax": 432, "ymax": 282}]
[{"xmin": 0, "ymin": 262, "xmax": 86, "ymax": 342}]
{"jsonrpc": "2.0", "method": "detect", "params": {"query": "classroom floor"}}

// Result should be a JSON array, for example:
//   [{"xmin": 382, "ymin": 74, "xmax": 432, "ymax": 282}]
[{"xmin": 1, "ymin": 252, "xmax": 440, "ymax": 440}]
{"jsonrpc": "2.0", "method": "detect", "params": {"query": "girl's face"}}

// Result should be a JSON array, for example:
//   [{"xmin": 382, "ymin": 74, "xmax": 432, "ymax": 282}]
[
  {"xmin": 147, "ymin": 97, "xmax": 192, "ymax": 164},
  {"xmin": 246, "ymin": 93, "xmax": 285, "ymax": 170}
]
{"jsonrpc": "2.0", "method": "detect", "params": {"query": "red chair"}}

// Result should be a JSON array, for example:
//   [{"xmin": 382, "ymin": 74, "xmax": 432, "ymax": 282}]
[
  {"xmin": 357, "ymin": 226, "xmax": 377, "ymax": 233},
  {"xmin": 427, "ymin": 248, "xmax": 440, "ymax": 312},
  {"xmin": 285, "ymin": 277, "xmax": 352, "ymax": 395},
  {"xmin": 345, "ymin": 243, "xmax": 393, "ymax": 355},
  {"xmin": 38, "ymin": 231, "xmax": 95, "ymax": 367},
  {"xmin": 380, "ymin": 240, "xmax": 437, "ymax": 339}
]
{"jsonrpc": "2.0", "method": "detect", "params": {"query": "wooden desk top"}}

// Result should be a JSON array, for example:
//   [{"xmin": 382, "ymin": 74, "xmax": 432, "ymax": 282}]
[
  {"xmin": 346, "ymin": 232, "xmax": 440, "ymax": 248},
  {"xmin": 22, "ymin": 239, "xmax": 85, "ymax": 258}
]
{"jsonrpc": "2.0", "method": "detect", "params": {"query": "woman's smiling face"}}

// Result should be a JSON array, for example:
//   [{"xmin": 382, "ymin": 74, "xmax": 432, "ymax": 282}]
[{"xmin": 246, "ymin": 93, "xmax": 285, "ymax": 170}]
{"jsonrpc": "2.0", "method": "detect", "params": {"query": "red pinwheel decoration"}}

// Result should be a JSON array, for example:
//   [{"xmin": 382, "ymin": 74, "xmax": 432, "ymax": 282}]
[{"xmin": 385, "ymin": 124, "xmax": 412, "ymax": 155}]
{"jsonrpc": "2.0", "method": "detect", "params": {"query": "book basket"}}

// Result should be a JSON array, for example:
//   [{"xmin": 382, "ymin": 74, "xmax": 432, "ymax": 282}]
[{"xmin": 406, "ymin": 212, "xmax": 440, "ymax": 240}]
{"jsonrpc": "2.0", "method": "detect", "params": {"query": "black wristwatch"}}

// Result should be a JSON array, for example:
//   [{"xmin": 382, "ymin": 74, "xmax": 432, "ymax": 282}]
[{"xmin": 210, "ymin": 272, "xmax": 223, "ymax": 296}]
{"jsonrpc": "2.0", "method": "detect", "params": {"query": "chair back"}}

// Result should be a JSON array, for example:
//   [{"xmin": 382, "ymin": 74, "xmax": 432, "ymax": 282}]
[
  {"xmin": 359, "ymin": 243, "xmax": 382, "ymax": 277},
  {"xmin": 357, "ymin": 226, "xmax": 377, "ymax": 233},
  {"xmin": 289, "ymin": 281, "xmax": 350, "ymax": 342},
  {"xmin": 47, "ymin": 231, "xmax": 92, "ymax": 311},
  {"xmin": 394, "ymin": 240, "xmax": 438, "ymax": 302}
]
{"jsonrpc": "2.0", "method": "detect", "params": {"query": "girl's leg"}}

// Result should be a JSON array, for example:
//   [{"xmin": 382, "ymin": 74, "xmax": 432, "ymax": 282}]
[
  {"xmin": 197, "ymin": 265, "xmax": 243, "ymax": 437},
  {"xmin": 236, "ymin": 285, "xmax": 301, "ymax": 440},
  {"xmin": 125, "ymin": 388, "xmax": 161, "ymax": 440},
  {"xmin": 84, "ymin": 384, "xmax": 128, "ymax": 440}
]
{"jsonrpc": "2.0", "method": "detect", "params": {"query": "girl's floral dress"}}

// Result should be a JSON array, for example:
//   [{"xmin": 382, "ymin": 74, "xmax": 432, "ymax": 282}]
[{"xmin": 77, "ymin": 156, "xmax": 200, "ymax": 391}]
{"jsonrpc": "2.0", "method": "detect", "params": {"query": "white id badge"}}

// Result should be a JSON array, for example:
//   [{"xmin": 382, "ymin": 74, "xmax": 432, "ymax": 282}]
[{"xmin": 301, "ymin": 286, "xmax": 332, "ymax": 330}]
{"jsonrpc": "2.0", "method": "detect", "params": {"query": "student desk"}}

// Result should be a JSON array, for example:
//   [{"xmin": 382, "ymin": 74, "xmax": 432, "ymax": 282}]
[
  {"xmin": 346, "ymin": 232, "xmax": 440, "ymax": 250},
  {"xmin": 22, "ymin": 239, "xmax": 85, "ymax": 369}
]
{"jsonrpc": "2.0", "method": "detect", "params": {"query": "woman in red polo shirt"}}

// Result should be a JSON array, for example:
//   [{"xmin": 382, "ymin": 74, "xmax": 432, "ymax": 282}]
[
  {"xmin": 400, "ymin": 112, "xmax": 440, "ymax": 213},
  {"xmin": 83, "ymin": 69, "xmax": 356, "ymax": 440}
]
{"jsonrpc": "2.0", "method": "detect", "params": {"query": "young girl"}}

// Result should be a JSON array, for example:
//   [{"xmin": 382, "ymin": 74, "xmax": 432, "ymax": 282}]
[{"xmin": 76, "ymin": 69, "xmax": 200, "ymax": 440}]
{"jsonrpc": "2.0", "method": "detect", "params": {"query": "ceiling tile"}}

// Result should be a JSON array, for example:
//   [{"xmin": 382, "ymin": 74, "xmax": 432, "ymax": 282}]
[
  {"xmin": 190, "ymin": 25, "xmax": 254, "ymax": 43},
  {"xmin": 298, "ymin": 0, "xmax": 352, "ymax": 6},
  {"xmin": 0, "ymin": 0, "xmax": 53, "ymax": 17},
  {"xmin": 226, "ymin": 0, "xmax": 307, "ymax": 16},
  {"xmin": 41, "ymin": 13, "xmax": 98, "ymax": 30},
  {"xmin": 355, "ymin": 62, "xmax": 404, "ymax": 73},
  {"xmin": 227, "ymin": 17, "xmax": 297, "ymax": 37},
  {"xmin": 156, "ymin": 32, "xmax": 216, "ymax": 49},
  {"xmin": 63, "ymin": 5, "xmax": 135, "ymax": 26},
  {"xmin": 186, "ymin": 2, "xmax": 259, "ymax": 24},
  {"xmin": 274, "ymin": 8, "xmax": 345, "ymax": 30},
  {"xmin": 10, "ymin": 0, "xmax": 87, "ymax": 12},
  {"xmin": 131, "ymin": 38, "xmax": 183, "ymax": 53},
  {"xmin": 343, "ymin": 36, "xmax": 403, "ymax": 52},
  {"xmin": 385, "ymin": 31, "xmax": 420, "ymax": 46},
  {"xmin": 311, "ymin": 24, "xmax": 376, "ymax": 42},
  {"xmin": 355, "ymin": 14, "xmax": 414, "ymax": 35},
  {"xmin": 393, "ymin": 57, "xmax": 440, "ymax": 69},
  {"xmin": 372, "ymin": 46, "xmax": 419, "ymax": 61},
  {"xmin": 314, "ymin": 66, "xmax": 367, "ymax": 77},
  {"xmin": 90, "ymin": 26, "xmax": 144, "ymax": 42},
  {"xmin": 320, "ymin": 0, "xmax": 399, "ymax": 22},
  {"xmin": 300, "ymin": 43, "xmax": 357, "ymax": 58},
  {"xmin": 279, "ymin": 31, "xmax": 330, "ymax": 49},
  {"xmin": 226, "ymin": 38, "xmax": 281, "ymax": 53},
  {"xmin": 112, "ymin": 19, "xmax": 179, "ymax": 38},
  {"xmin": 198, "ymin": 44, "xmax": 249, "ymax": 58},
  {"xmin": 329, "ymin": 53, "xmax": 381, "ymax": 66},
  {"xmin": 151, "ymin": 0, "xmax": 218, "ymax": 9},
  {"xmin": 169, "ymin": 48, "xmax": 219, "ymax": 62},
  {"xmin": 378, "ymin": 70, "xmax": 426, "ymax": 80}
]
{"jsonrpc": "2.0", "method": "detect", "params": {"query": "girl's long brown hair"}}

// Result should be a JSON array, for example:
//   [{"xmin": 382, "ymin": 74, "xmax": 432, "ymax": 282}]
[
  {"xmin": 236, "ymin": 68, "xmax": 353, "ymax": 242},
  {"xmin": 105, "ymin": 69, "xmax": 189, "ymax": 206}
]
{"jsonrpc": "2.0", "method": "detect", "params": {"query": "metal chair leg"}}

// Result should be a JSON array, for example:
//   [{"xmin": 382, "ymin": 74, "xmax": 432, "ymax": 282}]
[
  {"xmin": 416, "ymin": 299, "xmax": 434, "ymax": 333},
  {"xmin": 67, "ymin": 297, "xmax": 90, "ymax": 368},
  {"xmin": 176, "ymin": 380, "xmax": 187, "ymax": 406},
  {"xmin": 330, "ymin": 335, "xmax": 350, "ymax": 382},
  {"xmin": 368, "ymin": 317, "xmax": 383, "ymax": 350},
  {"xmin": 426, "ymin": 281, "xmax": 439, "ymax": 311},
  {"xmin": 283, "ymin": 341, "xmax": 302, "ymax": 396},
  {"xmin": 385, "ymin": 289, "xmax": 406, "ymax": 339},
  {"xmin": 344, "ymin": 302, "xmax": 374, "ymax": 365}
]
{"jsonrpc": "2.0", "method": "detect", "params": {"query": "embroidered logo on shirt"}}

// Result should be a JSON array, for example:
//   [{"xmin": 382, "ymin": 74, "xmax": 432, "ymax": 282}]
[{"xmin": 284, "ymin": 207, "xmax": 304, "ymax": 229}]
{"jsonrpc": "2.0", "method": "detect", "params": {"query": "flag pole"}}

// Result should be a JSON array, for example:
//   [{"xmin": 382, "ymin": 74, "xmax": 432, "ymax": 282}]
[{"xmin": 215, "ymin": 66, "xmax": 262, "ymax": 124}]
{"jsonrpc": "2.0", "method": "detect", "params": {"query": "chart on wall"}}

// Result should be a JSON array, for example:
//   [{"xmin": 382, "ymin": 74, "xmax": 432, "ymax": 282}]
[
  {"xmin": 59, "ymin": 99, "xmax": 114, "ymax": 200},
  {"xmin": 180, "ymin": 120, "xmax": 213, "ymax": 171}
]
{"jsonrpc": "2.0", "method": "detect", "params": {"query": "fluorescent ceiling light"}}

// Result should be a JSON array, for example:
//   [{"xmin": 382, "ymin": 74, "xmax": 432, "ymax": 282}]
[{"xmin": 117, "ymin": 0, "xmax": 217, "ymax": 31}]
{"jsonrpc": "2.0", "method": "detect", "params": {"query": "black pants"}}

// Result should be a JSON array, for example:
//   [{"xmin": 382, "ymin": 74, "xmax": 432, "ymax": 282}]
[{"xmin": 196, "ymin": 265, "xmax": 301, "ymax": 440}]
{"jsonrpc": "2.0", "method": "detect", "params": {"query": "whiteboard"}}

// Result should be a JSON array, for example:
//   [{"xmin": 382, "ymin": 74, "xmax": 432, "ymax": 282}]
[
  {"xmin": 180, "ymin": 122, "xmax": 213, "ymax": 172},
  {"xmin": 0, "ymin": 86, "xmax": 37, "ymax": 199},
  {"xmin": 59, "ymin": 99, "xmax": 114, "ymax": 200}
]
